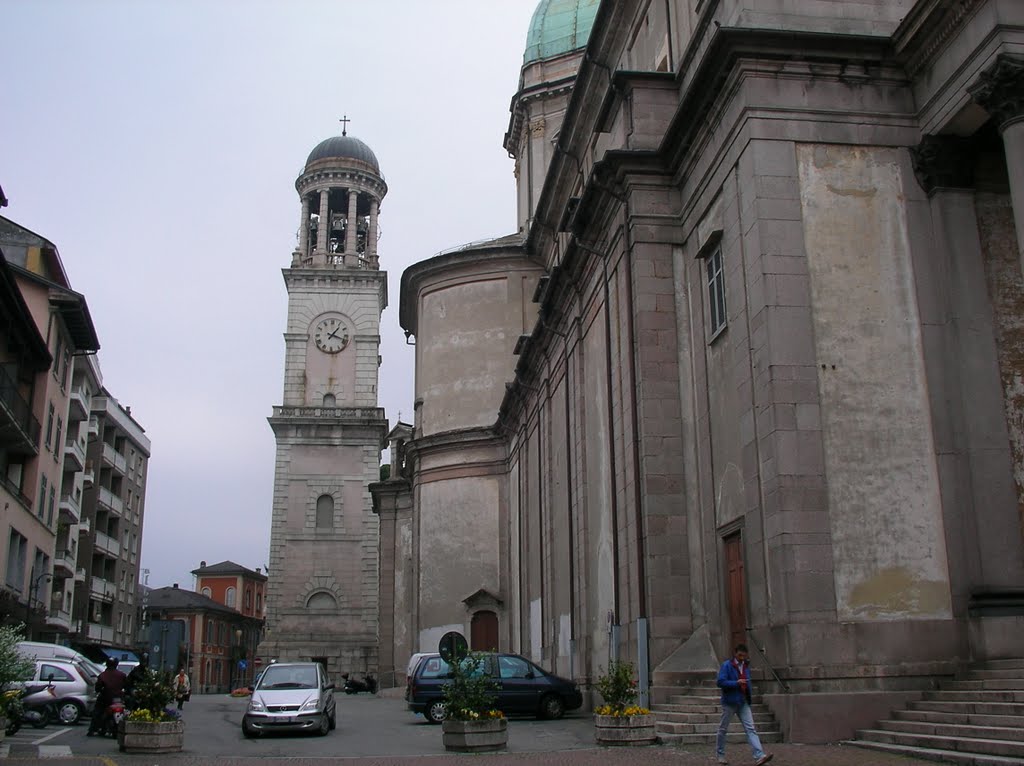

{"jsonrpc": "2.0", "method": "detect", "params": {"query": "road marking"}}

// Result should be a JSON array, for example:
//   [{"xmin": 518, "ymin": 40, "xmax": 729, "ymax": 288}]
[
  {"xmin": 30, "ymin": 727, "xmax": 71, "ymax": 744},
  {"xmin": 38, "ymin": 745, "xmax": 72, "ymax": 757}
]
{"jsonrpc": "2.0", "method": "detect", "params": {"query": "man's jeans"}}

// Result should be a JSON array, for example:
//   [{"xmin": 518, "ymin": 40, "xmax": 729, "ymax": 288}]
[{"xmin": 716, "ymin": 702, "xmax": 766, "ymax": 760}]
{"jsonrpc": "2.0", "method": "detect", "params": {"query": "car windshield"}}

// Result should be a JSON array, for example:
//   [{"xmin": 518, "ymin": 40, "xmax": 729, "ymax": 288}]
[{"xmin": 257, "ymin": 665, "xmax": 318, "ymax": 689}]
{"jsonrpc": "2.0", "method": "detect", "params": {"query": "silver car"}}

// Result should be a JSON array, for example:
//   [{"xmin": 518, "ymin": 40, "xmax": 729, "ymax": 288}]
[
  {"xmin": 242, "ymin": 662, "xmax": 335, "ymax": 738},
  {"xmin": 23, "ymin": 659, "xmax": 97, "ymax": 724}
]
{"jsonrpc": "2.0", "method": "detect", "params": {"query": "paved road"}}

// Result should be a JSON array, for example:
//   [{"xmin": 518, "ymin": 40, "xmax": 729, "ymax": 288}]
[{"xmin": 0, "ymin": 692, "xmax": 941, "ymax": 765}]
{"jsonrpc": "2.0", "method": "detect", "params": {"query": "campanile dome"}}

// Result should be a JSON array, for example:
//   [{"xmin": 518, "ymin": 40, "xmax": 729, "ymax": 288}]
[{"xmin": 523, "ymin": 0, "xmax": 599, "ymax": 64}]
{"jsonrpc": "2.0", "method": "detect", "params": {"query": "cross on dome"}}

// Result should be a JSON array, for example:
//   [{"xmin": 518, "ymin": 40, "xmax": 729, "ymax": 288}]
[{"xmin": 339, "ymin": 115, "xmax": 351, "ymax": 136}]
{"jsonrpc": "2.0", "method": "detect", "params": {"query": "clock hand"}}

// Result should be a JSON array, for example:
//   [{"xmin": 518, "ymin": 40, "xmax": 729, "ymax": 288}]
[{"xmin": 328, "ymin": 327, "xmax": 343, "ymax": 340}]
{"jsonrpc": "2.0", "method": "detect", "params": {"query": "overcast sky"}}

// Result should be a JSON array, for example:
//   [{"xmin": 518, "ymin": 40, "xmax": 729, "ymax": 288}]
[{"xmin": 3, "ymin": 0, "xmax": 538, "ymax": 591}]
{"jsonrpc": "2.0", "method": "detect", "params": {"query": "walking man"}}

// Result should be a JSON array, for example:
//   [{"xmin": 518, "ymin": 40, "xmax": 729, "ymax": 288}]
[{"xmin": 716, "ymin": 643, "xmax": 773, "ymax": 765}]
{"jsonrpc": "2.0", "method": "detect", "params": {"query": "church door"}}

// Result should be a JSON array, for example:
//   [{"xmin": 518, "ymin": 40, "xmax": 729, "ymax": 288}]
[
  {"xmin": 470, "ymin": 611, "xmax": 499, "ymax": 652},
  {"xmin": 723, "ymin": 532, "xmax": 748, "ymax": 653}
]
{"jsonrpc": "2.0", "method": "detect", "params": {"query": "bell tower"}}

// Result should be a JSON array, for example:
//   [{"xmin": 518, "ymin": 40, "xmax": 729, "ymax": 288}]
[{"xmin": 261, "ymin": 129, "xmax": 389, "ymax": 677}]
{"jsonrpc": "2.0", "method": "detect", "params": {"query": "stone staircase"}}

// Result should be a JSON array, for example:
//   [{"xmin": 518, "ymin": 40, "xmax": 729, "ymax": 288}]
[
  {"xmin": 850, "ymin": 658, "xmax": 1024, "ymax": 764},
  {"xmin": 651, "ymin": 678, "xmax": 783, "ymax": 746}
]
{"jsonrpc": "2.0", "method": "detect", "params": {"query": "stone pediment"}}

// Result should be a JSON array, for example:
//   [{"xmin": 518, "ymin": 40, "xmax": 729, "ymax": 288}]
[{"xmin": 462, "ymin": 588, "xmax": 503, "ymax": 609}]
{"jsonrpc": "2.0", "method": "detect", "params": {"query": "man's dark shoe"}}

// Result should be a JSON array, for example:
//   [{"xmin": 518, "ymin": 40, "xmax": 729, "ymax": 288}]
[{"xmin": 755, "ymin": 755, "xmax": 774, "ymax": 765}]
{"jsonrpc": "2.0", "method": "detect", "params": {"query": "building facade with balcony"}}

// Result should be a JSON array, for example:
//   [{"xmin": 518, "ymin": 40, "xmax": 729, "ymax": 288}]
[
  {"xmin": 0, "ymin": 215, "xmax": 99, "ymax": 640},
  {"xmin": 73, "ymin": 389, "xmax": 150, "ymax": 651}
]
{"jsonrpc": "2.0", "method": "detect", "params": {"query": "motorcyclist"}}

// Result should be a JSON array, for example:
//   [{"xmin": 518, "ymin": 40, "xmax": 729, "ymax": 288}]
[
  {"xmin": 123, "ymin": 653, "xmax": 149, "ymax": 707},
  {"xmin": 87, "ymin": 658, "xmax": 126, "ymax": 736}
]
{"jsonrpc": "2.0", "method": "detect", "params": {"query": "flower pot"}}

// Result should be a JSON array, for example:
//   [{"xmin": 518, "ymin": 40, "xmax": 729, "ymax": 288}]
[
  {"xmin": 118, "ymin": 720, "xmax": 184, "ymax": 753},
  {"xmin": 442, "ymin": 718, "xmax": 507, "ymax": 752},
  {"xmin": 594, "ymin": 713, "xmax": 657, "ymax": 746}
]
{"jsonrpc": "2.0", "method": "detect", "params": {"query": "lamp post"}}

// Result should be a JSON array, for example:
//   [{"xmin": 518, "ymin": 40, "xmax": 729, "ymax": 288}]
[{"xmin": 26, "ymin": 571, "xmax": 53, "ymax": 638}]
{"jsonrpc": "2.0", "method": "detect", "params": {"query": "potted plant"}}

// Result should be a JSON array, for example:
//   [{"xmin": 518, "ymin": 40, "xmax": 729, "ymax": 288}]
[
  {"xmin": 593, "ymin": 660, "xmax": 656, "ymax": 746},
  {"xmin": 119, "ymin": 668, "xmax": 183, "ymax": 753},
  {"xmin": 440, "ymin": 653, "xmax": 507, "ymax": 752},
  {"xmin": 0, "ymin": 625, "xmax": 35, "ymax": 741}
]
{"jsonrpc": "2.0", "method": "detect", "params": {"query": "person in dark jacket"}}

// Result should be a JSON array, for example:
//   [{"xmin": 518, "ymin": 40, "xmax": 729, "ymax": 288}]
[
  {"xmin": 87, "ymin": 658, "xmax": 126, "ymax": 736},
  {"xmin": 716, "ymin": 644, "xmax": 773, "ymax": 765}
]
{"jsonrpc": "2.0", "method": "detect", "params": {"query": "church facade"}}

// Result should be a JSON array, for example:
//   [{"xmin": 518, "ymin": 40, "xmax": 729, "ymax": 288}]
[
  {"xmin": 374, "ymin": 0, "xmax": 1024, "ymax": 742},
  {"xmin": 262, "ymin": 134, "xmax": 389, "ymax": 676}
]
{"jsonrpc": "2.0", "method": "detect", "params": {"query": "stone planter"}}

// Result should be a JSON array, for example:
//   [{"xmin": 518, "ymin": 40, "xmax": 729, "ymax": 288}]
[
  {"xmin": 118, "ymin": 720, "xmax": 185, "ymax": 753},
  {"xmin": 442, "ymin": 717, "xmax": 507, "ymax": 752},
  {"xmin": 594, "ymin": 713, "xmax": 658, "ymax": 746},
  {"xmin": 0, "ymin": 716, "xmax": 6, "ymax": 744}
]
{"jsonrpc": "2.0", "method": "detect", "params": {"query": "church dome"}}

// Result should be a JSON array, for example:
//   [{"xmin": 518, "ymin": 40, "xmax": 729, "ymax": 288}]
[
  {"xmin": 523, "ymin": 0, "xmax": 599, "ymax": 64},
  {"xmin": 305, "ymin": 135, "xmax": 380, "ymax": 173}
]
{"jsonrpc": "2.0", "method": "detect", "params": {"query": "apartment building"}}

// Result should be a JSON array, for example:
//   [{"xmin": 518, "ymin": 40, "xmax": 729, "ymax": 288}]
[{"xmin": 73, "ymin": 390, "xmax": 150, "ymax": 650}]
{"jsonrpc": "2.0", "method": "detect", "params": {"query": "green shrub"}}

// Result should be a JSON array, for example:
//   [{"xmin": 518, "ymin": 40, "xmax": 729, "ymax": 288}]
[{"xmin": 594, "ymin": 660, "xmax": 638, "ymax": 714}]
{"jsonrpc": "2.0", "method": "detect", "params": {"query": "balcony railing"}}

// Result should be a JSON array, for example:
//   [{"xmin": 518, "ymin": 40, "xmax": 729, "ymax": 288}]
[
  {"xmin": 93, "ymin": 531, "xmax": 121, "ymax": 559},
  {"xmin": 45, "ymin": 610, "xmax": 72, "ymax": 632},
  {"xmin": 53, "ymin": 549, "xmax": 76, "ymax": 576},
  {"xmin": 97, "ymin": 486, "xmax": 123, "ymax": 515},
  {"xmin": 63, "ymin": 434, "xmax": 86, "ymax": 471},
  {"xmin": 87, "ymin": 417, "xmax": 99, "ymax": 437},
  {"xmin": 271, "ymin": 405, "xmax": 386, "ymax": 420},
  {"xmin": 89, "ymin": 576, "xmax": 116, "ymax": 601},
  {"xmin": 77, "ymin": 517, "xmax": 91, "ymax": 535},
  {"xmin": 82, "ymin": 461, "xmax": 95, "ymax": 487},
  {"xmin": 68, "ymin": 387, "xmax": 90, "ymax": 421},
  {"xmin": 86, "ymin": 622, "xmax": 114, "ymax": 643},
  {"xmin": 101, "ymin": 443, "xmax": 127, "ymax": 474},
  {"xmin": 59, "ymin": 490, "xmax": 81, "ymax": 524},
  {"xmin": 74, "ymin": 567, "xmax": 86, "ymax": 583},
  {"xmin": 0, "ymin": 364, "xmax": 41, "ymax": 453}
]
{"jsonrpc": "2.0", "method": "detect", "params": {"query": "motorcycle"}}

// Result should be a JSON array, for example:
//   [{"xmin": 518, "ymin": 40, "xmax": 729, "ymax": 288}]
[
  {"xmin": 341, "ymin": 672, "xmax": 377, "ymax": 695},
  {"xmin": 91, "ymin": 696, "xmax": 125, "ymax": 738},
  {"xmin": 4, "ymin": 684, "xmax": 55, "ymax": 734}
]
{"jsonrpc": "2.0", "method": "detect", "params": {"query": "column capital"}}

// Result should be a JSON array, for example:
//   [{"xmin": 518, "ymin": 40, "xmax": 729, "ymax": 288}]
[
  {"xmin": 969, "ymin": 54, "xmax": 1024, "ymax": 131},
  {"xmin": 910, "ymin": 135, "xmax": 976, "ymax": 194}
]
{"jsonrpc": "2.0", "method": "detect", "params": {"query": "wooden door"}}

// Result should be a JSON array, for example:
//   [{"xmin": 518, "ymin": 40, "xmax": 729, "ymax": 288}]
[
  {"xmin": 723, "ymin": 533, "xmax": 748, "ymax": 652},
  {"xmin": 470, "ymin": 611, "xmax": 499, "ymax": 651}
]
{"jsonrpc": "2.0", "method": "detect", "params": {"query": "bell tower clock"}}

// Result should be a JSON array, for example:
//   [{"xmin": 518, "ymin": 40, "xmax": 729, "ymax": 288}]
[{"xmin": 261, "ymin": 127, "xmax": 389, "ymax": 678}]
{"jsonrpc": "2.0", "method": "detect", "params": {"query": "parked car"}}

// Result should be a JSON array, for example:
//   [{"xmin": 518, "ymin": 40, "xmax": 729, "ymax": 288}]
[
  {"xmin": 241, "ymin": 661, "xmax": 335, "ymax": 738},
  {"xmin": 407, "ymin": 652, "xmax": 583, "ymax": 724},
  {"xmin": 22, "ymin": 659, "xmax": 97, "ymax": 725}
]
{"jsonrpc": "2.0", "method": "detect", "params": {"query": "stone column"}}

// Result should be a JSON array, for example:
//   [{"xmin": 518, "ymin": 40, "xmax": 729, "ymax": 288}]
[
  {"xmin": 969, "ymin": 54, "xmax": 1024, "ymax": 265},
  {"xmin": 345, "ymin": 190, "xmax": 359, "ymax": 256},
  {"xmin": 297, "ymin": 194, "xmax": 311, "ymax": 257},
  {"xmin": 368, "ymin": 198, "xmax": 379, "ymax": 267},
  {"xmin": 316, "ymin": 189, "xmax": 330, "ymax": 253}
]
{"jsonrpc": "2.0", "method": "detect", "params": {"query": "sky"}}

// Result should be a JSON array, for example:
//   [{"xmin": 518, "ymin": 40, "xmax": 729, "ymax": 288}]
[{"xmin": 2, "ymin": 0, "xmax": 539, "ymax": 591}]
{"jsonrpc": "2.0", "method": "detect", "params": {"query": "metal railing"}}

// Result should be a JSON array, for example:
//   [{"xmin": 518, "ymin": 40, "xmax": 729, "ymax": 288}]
[
  {"xmin": 0, "ymin": 364, "xmax": 41, "ymax": 447},
  {"xmin": 746, "ymin": 627, "xmax": 790, "ymax": 693}
]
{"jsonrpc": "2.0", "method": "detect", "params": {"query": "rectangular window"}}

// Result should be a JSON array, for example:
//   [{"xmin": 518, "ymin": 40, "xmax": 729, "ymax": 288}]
[
  {"xmin": 706, "ymin": 246, "xmax": 727, "ymax": 338},
  {"xmin": 38, "ymin": 474, "xmax": 48, "ymax": 519},
  {"xmin": 61, "ymin": 348, "xmax": 71, "ymax": 390},
  {"xmin": 52, "ymin": 335, "xmax": 63, "ymax": 381},
  {"xmin": 6, "ymin": 530, "xmax": 27, "ymax": 591},
  {"xmin": 44, "ymin": 403, "xmax": 55, "ymax": 450},
  {"xmin": 47, "ymin": 485, "xmax": 55, "ymax": 526},
  {"xmin": 54, "ymin": 417, "xmax": 63, "ymax": 457}
]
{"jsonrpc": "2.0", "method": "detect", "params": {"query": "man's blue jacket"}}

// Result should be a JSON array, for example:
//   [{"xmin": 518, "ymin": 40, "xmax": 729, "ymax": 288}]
[{"xmin": 717, "ymin": 659, "xmax": 752, "ymax": 706}]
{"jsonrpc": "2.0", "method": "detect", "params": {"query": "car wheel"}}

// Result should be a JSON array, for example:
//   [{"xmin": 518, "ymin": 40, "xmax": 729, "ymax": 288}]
[
  {"xmin": 317, "ymin": 713, "xmax": 330, "ymax": 736},
  {"xmin": 328, "ymin": 709, "xmax": 336, "ymax": 730},
  {"xmin": 426, "ymin": 701, "xmax": 446, "ymax": 724},
  {"xmin": 242, "ymin": 721, "xmax": 258, "ymax": 739},
  {"xmin": 539, "ymin": 694, "xmax": 565, "ymax": 720},
  {"xmin": 56, "ymin": 700, "xmax": 83, "ymax": 725}
]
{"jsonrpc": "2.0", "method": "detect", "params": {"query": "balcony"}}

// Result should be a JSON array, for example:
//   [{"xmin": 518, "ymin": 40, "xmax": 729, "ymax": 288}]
[
  {"xmin": 0, "ymin": 365, "xmax": 41, "ymax": 455},
  {"xmin": 63, "ymin": 433, "xmax": 86, "ymax": 471},
  {"xmin": 68, "ymin": 386, "xmax": 90, "ymax": 422},
  {"xmin": 82, "ymin": 461, "xmax": 94, "ymax": 487},
  {"xmin": 53, "ymin": 549, "xmax": 76, "ymax": 577},
  {"xmin": 77, "ymin": 517, "xmax": 91, "ymax": 535},
  {"xmin": 45, "ymin": 609, "xmax": 72, "ymax": 632},
  {"xmin": 74, "ymin": 567, "xmax": 86, "ymax": 583},
  {"xmin": 89, "ymin": 576, "xmax": 116, "ymax": 602},
  {"xmin": 101, "ymin": 443, "xmax": 127, "ymax": 475},
  {"xmin": 59, "ymin": 489, "xmax": 82, "ymax": 524},
  {"xmin": 85, "ymin": 622, "xmax": 114, "ymax": 643},
  {"xmin": 97, "ymin": 486, "xmax": 123, "ymax": 516},
  {"xmin": 87, "ymin": 416, "xmax": 99, "ymax": 437},
  {"xmin": 93, "ymin": 531, "xmax": 121, "ymax": 559}
]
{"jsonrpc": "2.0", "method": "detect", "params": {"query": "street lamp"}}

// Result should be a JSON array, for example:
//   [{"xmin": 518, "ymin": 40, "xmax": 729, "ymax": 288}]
[{"xmin": 26, "ymin": 571, "xmax": 53, "ymax": 636}]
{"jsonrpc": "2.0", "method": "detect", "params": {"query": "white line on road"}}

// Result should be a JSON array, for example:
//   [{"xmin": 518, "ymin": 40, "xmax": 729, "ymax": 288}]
[{"xmin": 31, "ymin": 727, "xmax": 72, "ymax": 744}]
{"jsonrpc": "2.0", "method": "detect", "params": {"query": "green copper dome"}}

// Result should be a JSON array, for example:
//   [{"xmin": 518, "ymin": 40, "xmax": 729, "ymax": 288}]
[{"xmin": 523, "ymin": 0, "xmax": 599, "ymax": 64}]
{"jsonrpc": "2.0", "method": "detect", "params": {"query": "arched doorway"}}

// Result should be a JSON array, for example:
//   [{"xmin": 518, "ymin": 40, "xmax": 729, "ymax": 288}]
[{"xmin": 470, "ymin": 610, "xmax": 498, "ymax": 652}]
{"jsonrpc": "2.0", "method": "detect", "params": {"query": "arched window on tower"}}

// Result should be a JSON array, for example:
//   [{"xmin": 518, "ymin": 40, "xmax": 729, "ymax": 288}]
[
  {"xmin": 316, "ymin": 494, "xmax": 334, "ymax": 529},
  {"xmin": 323, "ymin": 393, "xmax": 336, "ymax": 407},
  {"xmin": 306, "ymin": 591, "xmax": 337, "ymax": 609}
]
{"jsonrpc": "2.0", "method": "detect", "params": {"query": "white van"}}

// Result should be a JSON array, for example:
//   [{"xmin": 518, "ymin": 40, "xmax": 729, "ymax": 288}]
[{"xmin": 16, "ymin": 642, "xmax": 103, "ymax": 675}]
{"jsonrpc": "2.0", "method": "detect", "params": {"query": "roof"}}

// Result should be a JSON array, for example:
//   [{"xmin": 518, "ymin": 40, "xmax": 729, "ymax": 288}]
[
  {"xmin": 523, "ymin": 0, "xmax": 599, "ymax": 64},
  {"xmin": 305, "ymin": 135, "xmax": 380, "ymax": 174},
  {"xmin": 192, "ymin": 560, "xmax": 268, "ymax": 581},
  {"xmin": 146, "ymin": 586, "xmax": 240, "ymax": 615},
  {"xmin": 0, "ymin": 251, "xmax": 51, "ymax": 369}
]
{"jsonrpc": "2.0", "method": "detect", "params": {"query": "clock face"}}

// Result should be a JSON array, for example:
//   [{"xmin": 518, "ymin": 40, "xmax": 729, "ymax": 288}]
[{"xmin": 313, "ymin": 317, "xmax": 350, "ymax": 354}]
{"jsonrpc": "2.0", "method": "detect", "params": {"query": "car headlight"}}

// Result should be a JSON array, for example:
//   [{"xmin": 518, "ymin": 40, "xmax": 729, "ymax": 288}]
[
  {"xmin": 300, "ymin": 698, "xmax": 320, "ymax": 712},
  {"xmin": 248, "ymin": 699, "xmax": 265, "ymax": 712}
]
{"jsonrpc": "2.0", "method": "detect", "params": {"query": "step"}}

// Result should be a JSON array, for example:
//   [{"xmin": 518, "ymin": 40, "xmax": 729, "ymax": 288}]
[
  {"xmin": 855, "ymin": 729, "xmax": 1024, "ymax": 758},
  {"xmin": 876, "ymin": 719, "xmax": 1024, "ymax": 743},
  {"xmin": 950, "ymin": 679, "xmax": 1024, "ymax": 691},
  {"xmin": 964, "ymin": 669, "xmax": 1024, "ymax": 681},
  {"xmin": 925, "ymin": 690, "xmax": 1024, "ymax": 703},
  {"xmin": 656, "ymin": 720, "xmax": 781, "ymax": 736},
  {"xmin": 911, "ymin": 700, "xmax": 1024, "ymax": 716},
  {"xmin": 666, "ymin": 694, "xmax": 766, "ymax": 705},
  {"xmin": 657, "ymin": 731, "xmax": 783, "ymax": 746},
  {"xmin": 977, "ymin": 659, "xmax": 1024, "ymax": 671},
  {"xmin": 893, "ymin": 709, "xmax": 1024, "ymax": 728},
  {"xmin": 653, "ymin": 710, "xmax": 776, "ymax": 724},
  {"xmin": 847, "ymin": 739, "xmax": 1024, "ymax": 765}
]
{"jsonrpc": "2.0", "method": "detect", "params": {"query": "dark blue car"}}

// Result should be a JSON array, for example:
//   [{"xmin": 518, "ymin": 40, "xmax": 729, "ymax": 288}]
[{"xmin": 407, "ymin": 652, "xmax": 583, "ymax": 724}]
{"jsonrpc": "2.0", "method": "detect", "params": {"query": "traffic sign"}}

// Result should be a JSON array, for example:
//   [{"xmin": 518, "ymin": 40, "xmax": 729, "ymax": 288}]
[
  {"xmin": 438, "ymin": 631, "xmax": 468, "ymax": 663},
  {"xmin": 254, "ymin": 657, "xmax": 263, "ymax": 666}
]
